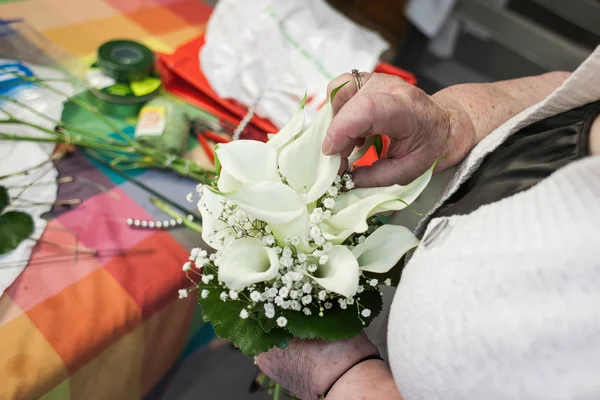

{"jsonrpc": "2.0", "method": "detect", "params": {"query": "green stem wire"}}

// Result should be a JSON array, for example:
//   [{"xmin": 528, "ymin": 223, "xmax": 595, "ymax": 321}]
[{"xmin": 150, "ymin": 196, "xmax": 203, "ymax": 234}]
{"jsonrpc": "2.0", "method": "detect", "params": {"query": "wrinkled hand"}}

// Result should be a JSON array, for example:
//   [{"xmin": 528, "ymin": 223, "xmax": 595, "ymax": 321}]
[
  {"xmin": 255, "ymin": 333, "xmax": 378, "ymax": 400},
  {"xmin": 322, "ymin": 72, "xmax": 476, "ymax": 187}
]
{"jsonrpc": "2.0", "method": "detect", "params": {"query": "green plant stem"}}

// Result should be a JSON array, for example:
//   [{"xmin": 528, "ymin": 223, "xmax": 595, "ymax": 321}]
[
  {"xmin": 150, "ymin": 196, "xmax": 203, "ymax": 234},
  {"xmin": 272, "ymin": 384, "xmax": 282, "ymax": 400}
]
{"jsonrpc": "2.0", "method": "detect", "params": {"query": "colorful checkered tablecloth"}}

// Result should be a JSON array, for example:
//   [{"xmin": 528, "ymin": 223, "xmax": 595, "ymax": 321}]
[{"xmin": 0, "ymin": 1, "xmax": 217, "ymax": 399}]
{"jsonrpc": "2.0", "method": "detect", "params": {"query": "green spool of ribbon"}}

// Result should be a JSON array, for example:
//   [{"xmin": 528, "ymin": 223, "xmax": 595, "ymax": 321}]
[
  {"xmin": 97, "ymin": 39, "xmax": 155, "ymax": 82},
  {"xmin": 86, "ymin": 64, "xmax": 161, "ymax": 118}
]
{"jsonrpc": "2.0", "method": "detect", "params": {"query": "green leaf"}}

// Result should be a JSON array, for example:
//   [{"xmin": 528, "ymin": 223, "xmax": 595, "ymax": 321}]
[
  {"xmin": 198, "ymin": 287, "xmax": 292, "ymax": 356},
  {"xmin": 284, "ymin": 290, "xmax": 383, "ymax": 341},
  {"xmin": 213, "ymin": 144, "xmax": 221, "ymax": 173},
  {"xmin": 329, "ymin": 81, "xmax": 349, "ymax": 103},
  {"xmin": 0, "ymin": 186, "xmax": 8, "ymax": 213},
  {"xmin": 0, "ymin": 211, "xmax": 34, "ymax": 255},
  {"xmin": 299, "ymin": 91, "xmax": 307, "ymax": 110},
  {"xmin": 373, "ymin": 135, "xmax": 384, "ymax": 158}
]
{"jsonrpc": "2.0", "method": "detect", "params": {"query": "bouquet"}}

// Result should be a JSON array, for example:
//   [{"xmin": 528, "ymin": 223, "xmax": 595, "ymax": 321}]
[{"xmin": 180, "ymin": 85, "xmax": 436, "ymax": 356}]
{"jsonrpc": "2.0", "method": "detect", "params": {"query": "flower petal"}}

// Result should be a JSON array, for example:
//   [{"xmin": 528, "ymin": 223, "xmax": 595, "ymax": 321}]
[
  {"xmin": 323, "ymin": 161, "xmax": 436, "ymax": 243},
  {"xmin": 278, "ymin": 101, "xmax": 341, "ymax": 204},
  {"xmin": 347, "ymin": 136, "xmax": 375, "ymax": 164},
  {"xmin": 352, "ymin": 225, "xmax": 419, "ymax": 273},
  {"xmin": 198, "ymin": 187, "xmax": 235, "ymax": 250},
  {"xmin": 215, "ymin": 140, "xmax": 280, "ymax": 193},
  {"xmin": 218, "ymin": 238, "xmax": 280, "ymax": 290},
  {"xmin": 222, "ymin": 182, "xmax": 312, "ymax": 251},
  {"xmin": 268, "ymin": 106, "xmax": 305, "ymax": 152},
  {"xmin": 308, "ymin": 245, "xmax": 359, "ymax": 297}
]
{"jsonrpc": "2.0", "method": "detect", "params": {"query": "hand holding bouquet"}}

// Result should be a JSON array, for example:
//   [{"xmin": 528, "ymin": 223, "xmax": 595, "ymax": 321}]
[{"xmin": 180, "ymin": 85, "xmax": 436, "ymax": 356}]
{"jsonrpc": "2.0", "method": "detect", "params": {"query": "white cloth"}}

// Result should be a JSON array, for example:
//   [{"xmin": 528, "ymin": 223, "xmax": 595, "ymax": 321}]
[
  {"xmin": 0, "ymin": 61, "xmax": 74, "ymax": 296},
  {"xmin": 388, "ymin": 46, "xmax": 600, "ymax": 399},
  {"xmin": 200, "ymin": 0, "xmax": 388, "ymax": 128}
]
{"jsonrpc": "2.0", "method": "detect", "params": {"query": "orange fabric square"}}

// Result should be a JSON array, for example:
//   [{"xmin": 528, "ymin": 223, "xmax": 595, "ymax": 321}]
[
  {"xmin": 0, "ymin": 313, "xmax": 69, "ymax": 400},
  {"xmin": 166, "ymin": 0, "xmax": 212, "ymax": 26},
  {"xmin": 126, "ymin": 5, "xmax": 188, "ymax": 35},
  {"xmin": 26, "ymin": 269, "xmax": 142, "ymax": 374},
  {"xmin": 70, "ymin": 326, "xmax": 143, "ymax": 400},
  {"xmin": 105, "ymin": 231, "xmax": 189, "ymax": 319},
  {"xmin": 6, "ymin": 219, "xmax": 103, "ymax": 313},
  {"xmin": 141, "ymin": 296, "xmax": 194, "ymax": 395}
]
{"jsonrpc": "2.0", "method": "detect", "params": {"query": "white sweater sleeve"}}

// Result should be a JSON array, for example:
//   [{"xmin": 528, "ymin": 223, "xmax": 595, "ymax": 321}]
[{"xmin": 388, "ymin": 157, "xmax": 600, "ymax": 400}]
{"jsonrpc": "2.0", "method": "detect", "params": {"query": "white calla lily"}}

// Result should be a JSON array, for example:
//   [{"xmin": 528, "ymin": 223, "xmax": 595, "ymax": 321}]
[
  {"xmin": 268, "ymin": 104, "xmax": 305, "ymax": 152},
  {"xmin": 322, "ymin": 161, "xmax": 436, "ymax": 243},
  {"xmin": 222, "ymin": 182, "xmax": 312, "ymax": 251},
  {"xmin": 215, "ymin": 140, "xmax": 280, "ymax": 193},
  {"xmin": 352, "ymin": 224, "xmax": 419, "ymax": 273},
  {"xmin": 278, "ymin": 101, "xmax": 341, "ymax": 204},
  {"xmin": 218, "ymin": 238, "xmax": 280, "ymax": 290},
  {"xmin": 307, "ymin": 245, "xmax": 359, "ymax": 297},
  {"xmin": 198, "ymin": 187, "xmax": 235, "ymax": 250}
]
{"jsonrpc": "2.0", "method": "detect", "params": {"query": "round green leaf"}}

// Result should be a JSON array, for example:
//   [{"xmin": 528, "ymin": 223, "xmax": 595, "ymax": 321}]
[
  {"xmin": 198, "ymin": 287, "xmax": 292, "ymax": 357},
  {"xmin": 0, "ymin": 211, "xmax": 34, "ymax": 255},
  {"xmin": 283, "ymin": 289, "xmax": 383, "ymax": 341}
]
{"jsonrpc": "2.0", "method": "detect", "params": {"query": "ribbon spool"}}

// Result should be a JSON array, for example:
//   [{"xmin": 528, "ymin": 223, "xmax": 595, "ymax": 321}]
[
  {"xmin": 97, "ymin": 39, "xmax": 155, "ymax": 82},
  {"xmin": 86, "ymin": 65, "xmax": 162, "ymax": 118}
]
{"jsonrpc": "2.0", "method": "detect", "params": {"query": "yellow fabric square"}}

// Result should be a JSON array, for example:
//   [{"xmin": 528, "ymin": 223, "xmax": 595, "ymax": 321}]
[
  {"xmin": 0, "ymin": 295, "xmax": 23, "ymax": 326},
  {"xmin": 70, "ymin": 326, "xmax": 144, "ymax": 400},
  {"xmin": 43, "ymin": 15, "xmax": 149, "ymax": 56},
  {"xmin": 0, "ymin": 313, "xmax": 69, "ymax": 400},
  {"xmin": 158, "ymin": 25, "xmax": 205, "ymax": 49},
  {"xmin": 139, "ymin": 37, "xmax": 172, "ymax": 54},
  {"xmin": 40, "ymin": 0, "xmax": 118, "ymax": 25},
  {"xmin": 0, "ymin": 1, "xmax": 66, "ymax": 30}
]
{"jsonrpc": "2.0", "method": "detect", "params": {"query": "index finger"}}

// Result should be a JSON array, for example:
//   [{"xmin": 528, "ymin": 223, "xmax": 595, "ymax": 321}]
[{"xmin": 326, "ymin": 72, "xmax": 372, "ymax": 114}]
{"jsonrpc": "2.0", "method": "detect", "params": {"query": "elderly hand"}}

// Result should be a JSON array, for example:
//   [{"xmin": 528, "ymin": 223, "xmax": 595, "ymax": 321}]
[
  {"xmin": 322, "ymin": 72, "xmax": 476, "ymax": 187},
  {"xmin": 255, "ymin": 333, "xmax": 378, "ymax": 400}
]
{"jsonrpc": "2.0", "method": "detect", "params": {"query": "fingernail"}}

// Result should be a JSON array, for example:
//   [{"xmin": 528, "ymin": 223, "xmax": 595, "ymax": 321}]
[{"xmin": 322, "ymin": 137, "xmax": 333, "ymax": 155}]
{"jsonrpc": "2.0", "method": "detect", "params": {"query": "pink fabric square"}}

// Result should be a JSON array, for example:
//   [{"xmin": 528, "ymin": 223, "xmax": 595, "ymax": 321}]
[
  {"xmin": 5, "ymin": 220, "xmax": 103, "ymax": 312},
  {"xmin": 57, "ymin": 187, "xmax": 154, "ymax": 264}
]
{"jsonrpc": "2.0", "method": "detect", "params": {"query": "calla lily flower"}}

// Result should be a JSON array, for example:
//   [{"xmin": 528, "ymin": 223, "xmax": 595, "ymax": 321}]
[
  {"xmin": 218, "ymin": 238, "xmax": 280, "ymax": 290},
  {"xmin": 352, "ymin": 224, "xmax": 419, "ymax": 273},
  {"xmin": 307, "ymin": 245, "xmax": 359, "ymax": 297},
  {"xmin": 321, "ymin": 161, "xmax": 436, "ymax": 243},
  {"xmin": 215, "ymin": 140, "xmax": 280, "ymax": 193},
  {"xmin": 278, "ymin": 101, "xmax": 341, "ymax": 204},
  {"xmin": 267, "ymin": 102, "xmax": 305, "ymax": 152},
  {"xmin": 198, "ymin": 186, "xmax": 235, "ymax": 250},
  {"xmin": 221, "ymin": 182, "xmax": 312, "ymax": 252}
]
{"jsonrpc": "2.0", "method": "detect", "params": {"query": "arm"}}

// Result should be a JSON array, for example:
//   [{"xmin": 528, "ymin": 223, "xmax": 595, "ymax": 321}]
[
  {"xmin": 591, "ymin": 114, "xmax": 600, "ymax": 154},
  {"xmin": 432, "ymin": 71, "xmax": 571, "ymax": 145},
  {"xmin": 323, "ymin": 71, "xmax": 571, "ymax": 187}
]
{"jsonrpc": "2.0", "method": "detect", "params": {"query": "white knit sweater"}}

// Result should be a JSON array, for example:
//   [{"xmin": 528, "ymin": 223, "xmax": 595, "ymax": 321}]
[{"xmin": 387, "ymin": 46, "xmax": 600, "ymax": 400}]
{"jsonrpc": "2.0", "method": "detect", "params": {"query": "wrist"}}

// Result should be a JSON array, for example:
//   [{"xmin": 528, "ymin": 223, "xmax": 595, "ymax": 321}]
[
  {"xmin": 326, "ymin": 359, "xmax": 402, "ymax": 400},
  {"xmin": 309, "ymin": 334, "xmax": 379, "ymax": 398}
]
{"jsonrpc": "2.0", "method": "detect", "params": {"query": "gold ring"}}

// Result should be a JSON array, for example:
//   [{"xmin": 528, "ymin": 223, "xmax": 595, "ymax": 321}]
[{"xmin": 351, "ymin": 69, "xmax": 363, "ymax": 91}]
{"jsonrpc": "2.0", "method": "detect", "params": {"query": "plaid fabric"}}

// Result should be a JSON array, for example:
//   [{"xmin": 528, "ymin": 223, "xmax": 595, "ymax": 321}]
[{"xmin": 0, "ymin": 1, "xmax": 216, "ymax": 399}]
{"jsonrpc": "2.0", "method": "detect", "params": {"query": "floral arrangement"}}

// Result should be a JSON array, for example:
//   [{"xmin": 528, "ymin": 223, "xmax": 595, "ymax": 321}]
[{"xmin": 180, "ymin": 85, "xmax": 436, "ymax": 356}]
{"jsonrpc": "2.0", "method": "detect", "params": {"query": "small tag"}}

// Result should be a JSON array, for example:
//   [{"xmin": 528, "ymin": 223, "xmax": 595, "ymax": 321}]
[{"xmin": 136, "ymin": 106, "xmax": 166, "ymax": 137}]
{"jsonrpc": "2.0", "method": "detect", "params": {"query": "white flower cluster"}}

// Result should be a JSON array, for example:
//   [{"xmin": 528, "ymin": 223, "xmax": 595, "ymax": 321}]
[{"xmin": 180, "ymin": 176, "xmax": 394, "ymax": 325}]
